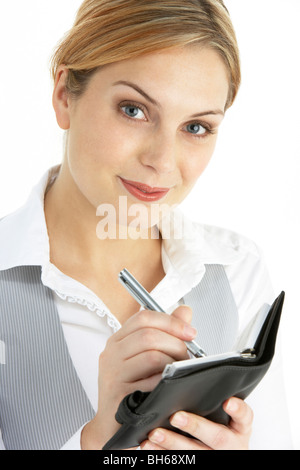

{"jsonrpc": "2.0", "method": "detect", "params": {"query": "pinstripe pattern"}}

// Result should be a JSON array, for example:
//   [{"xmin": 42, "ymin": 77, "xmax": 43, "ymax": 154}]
[
  {"xmin": 0, "ymin": 263, "xmax": 238, "ymax": 449},
  {"xmin": 183, "ymin": 264, "xmax": 239, "ymax": 355},
  {"xmin": 0, "ymin": 266, "xmax": 95, "ymax": 450}
]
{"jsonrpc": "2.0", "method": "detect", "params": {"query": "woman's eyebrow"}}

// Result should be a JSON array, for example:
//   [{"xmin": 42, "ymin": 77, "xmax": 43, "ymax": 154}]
[
  {"xmin": 112, "ymin": 80, "xmax": 224, "ymax": 117},
  {"xmin": 190, "ymin": 109, "xmax": 224, "ymax": 118},
  {"xmin": 112, "ymin": 80, "xmax": 160, "ymax": 107}
]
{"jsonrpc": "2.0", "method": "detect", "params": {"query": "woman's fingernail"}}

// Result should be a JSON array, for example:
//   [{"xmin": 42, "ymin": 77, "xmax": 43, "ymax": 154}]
[
  {"xmin": 226, "ymin": 398, "xmax": 238, "ymax": 413},
  {"xmin": 170, "ymin": 412, "xmax": 188, "ymax": 428},
  {"xmin": 149, "ymin": 430, "xmax": 165, "ymax": 443},
  {"xmin": 184, "ymin": 324, "xmax": 197, "ymax": 338}
]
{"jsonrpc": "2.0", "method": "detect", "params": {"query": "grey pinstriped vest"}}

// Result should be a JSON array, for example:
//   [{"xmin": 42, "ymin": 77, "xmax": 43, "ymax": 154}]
[{"xmin": 0, "ymin": 264, "xmax": 238, "ymax": 450}]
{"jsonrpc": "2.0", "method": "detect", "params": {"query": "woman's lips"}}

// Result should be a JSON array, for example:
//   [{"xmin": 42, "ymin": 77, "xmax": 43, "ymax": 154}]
[{"xmin": 119, "ymin": 177, "xmax": 170, "ymax": 202}]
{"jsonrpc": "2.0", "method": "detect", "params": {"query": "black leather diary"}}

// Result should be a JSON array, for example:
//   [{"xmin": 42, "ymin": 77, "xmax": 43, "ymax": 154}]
[{"xmin": 103, "ymin": 291, "xmax": 285, "ymax": 450}]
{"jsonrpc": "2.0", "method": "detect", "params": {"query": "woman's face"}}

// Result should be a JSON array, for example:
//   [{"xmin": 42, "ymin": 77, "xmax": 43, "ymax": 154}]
[{"xmin": 55, "ymin": 46, "xmax": 229, "ymax": 230}]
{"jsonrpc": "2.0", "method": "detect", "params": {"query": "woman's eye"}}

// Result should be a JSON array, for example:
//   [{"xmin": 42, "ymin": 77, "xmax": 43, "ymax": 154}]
[
  {"xmin": 185, "ymin": 123, "xmax": 208, "ymax": 136},
  {"xmin": 121, "ymin": 104, "xmax": 146, "ymax": 120}
]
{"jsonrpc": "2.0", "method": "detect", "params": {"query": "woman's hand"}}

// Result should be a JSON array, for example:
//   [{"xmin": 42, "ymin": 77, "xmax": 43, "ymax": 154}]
[
  {"xmin": 140, "ymin": 397, "xmax": 253, "ymax": 450},
  {"xmin": 81, "ymin": 305, "xmax": 197, "ymax": 450}
]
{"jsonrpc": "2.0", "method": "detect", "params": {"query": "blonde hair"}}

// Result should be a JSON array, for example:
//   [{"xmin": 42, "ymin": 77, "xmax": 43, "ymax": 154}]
[{"xmin": 50, "ymin": 0, "xmax": 241, "ymax": 109}]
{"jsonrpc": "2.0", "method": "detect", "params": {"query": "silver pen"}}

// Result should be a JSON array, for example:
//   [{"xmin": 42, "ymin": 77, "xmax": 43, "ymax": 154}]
[{"xmin": 118, "ymin": 268, "xmax": 207, "ymax": 358}]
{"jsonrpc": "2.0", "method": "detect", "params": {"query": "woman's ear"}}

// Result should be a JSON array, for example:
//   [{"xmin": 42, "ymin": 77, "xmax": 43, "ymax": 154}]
[{"xmin": 52, "ymin": 65, "xmax": 71, "ymax": 130}]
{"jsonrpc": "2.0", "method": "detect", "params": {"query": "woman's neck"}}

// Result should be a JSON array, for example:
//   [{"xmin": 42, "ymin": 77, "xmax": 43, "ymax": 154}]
[{"xmin": 43, "ymin": 165, "xmax": 163, "ymax": 281}]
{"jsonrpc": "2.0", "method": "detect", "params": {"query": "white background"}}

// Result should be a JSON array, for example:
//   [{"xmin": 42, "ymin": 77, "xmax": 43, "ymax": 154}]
[{"xmin": 0, "ymin": 0, "xmax": 299, "ymax": 449}]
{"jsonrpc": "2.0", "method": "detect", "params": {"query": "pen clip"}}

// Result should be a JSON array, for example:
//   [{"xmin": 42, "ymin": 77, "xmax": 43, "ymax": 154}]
[
  {"xmin": 119, "ymin": 276, "xmax": 148, "ymax": 310},
  {"xmin": 119, "ymin": 269, "xmax": 164, "ymax": 312}
]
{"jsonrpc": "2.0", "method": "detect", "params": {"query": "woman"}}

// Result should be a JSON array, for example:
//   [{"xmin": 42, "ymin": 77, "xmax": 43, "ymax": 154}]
[{"xmin": 0, "ymin": 0, "xmax": 292, "ymax": 450}]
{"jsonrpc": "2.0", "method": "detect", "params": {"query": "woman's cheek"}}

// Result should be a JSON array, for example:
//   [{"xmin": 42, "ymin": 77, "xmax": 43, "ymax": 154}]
[{"xmin": 181, "ymin": 155, "xmax": 211, "ymax": 186}]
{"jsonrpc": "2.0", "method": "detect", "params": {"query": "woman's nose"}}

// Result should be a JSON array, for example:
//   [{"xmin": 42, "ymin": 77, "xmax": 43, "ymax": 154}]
[{"xmin": 139, "ymin": 131, "xmax": 178, "ymax": 175}]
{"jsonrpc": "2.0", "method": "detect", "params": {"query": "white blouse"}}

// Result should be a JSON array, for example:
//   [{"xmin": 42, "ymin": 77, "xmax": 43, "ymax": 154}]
[{"xmin": 0, "ymin": 165, "xmax": 293, "ymax": 450}]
